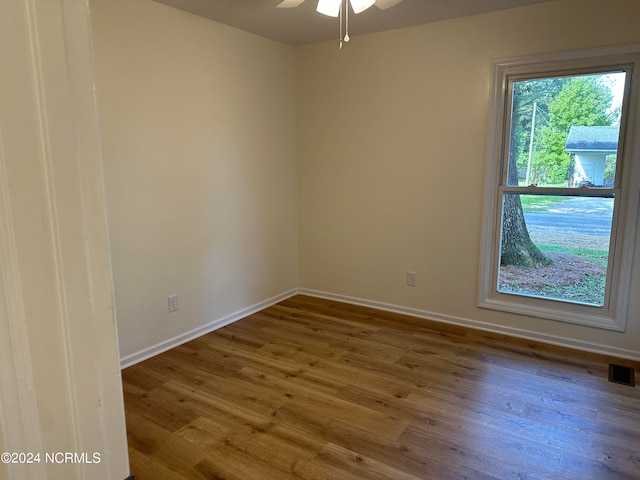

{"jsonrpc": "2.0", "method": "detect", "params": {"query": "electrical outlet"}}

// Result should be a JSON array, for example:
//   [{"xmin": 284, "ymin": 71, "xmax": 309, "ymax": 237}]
[
  {"xmin": 407, "ymin": 271, "xmax": 416, "ymax": 287},
  {"xmin": 168, "ymin": 293, "xmax": 178, "ymax": 313}
]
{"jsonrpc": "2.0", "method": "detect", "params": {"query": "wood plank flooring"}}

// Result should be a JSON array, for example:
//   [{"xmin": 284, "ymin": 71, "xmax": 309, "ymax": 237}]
[{"xmin": 122, "ymin": 295, "xmax": 640, "ymax": 480}]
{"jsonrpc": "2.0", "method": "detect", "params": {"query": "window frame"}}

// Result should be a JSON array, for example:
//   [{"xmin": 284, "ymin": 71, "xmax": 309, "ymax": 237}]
[{"xmin": 478, "ymin": 44, "xmax": 640, "ymax": 331}]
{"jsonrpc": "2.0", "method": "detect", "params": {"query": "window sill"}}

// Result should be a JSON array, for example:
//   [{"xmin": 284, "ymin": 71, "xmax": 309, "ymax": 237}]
[{"xmin": 478, "ymin": 294, "xmax": 625, "ymax": 331}]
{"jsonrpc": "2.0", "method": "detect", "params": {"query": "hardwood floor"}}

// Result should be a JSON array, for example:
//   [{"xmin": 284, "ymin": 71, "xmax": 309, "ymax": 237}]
[{"xmin": 122, "ymin": 295, "xmax": 640, "ymax": 480}]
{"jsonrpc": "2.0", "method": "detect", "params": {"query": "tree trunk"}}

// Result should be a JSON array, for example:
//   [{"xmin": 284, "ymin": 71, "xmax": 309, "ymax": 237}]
[
  {"xmin": 501, "ymin": 121, "xmax": 551, "ymax": 268},
  {"xmin": 567, "ymin": 153, "xmax": 576, "ymax": 187},
  {"xmin": 500, "ymin": 194, "xmax": 550, "ymax": 267}
]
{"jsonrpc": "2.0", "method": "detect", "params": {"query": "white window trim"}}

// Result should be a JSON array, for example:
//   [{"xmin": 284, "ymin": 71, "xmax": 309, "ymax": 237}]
[{"xmin": 478, "ymin": 44, "xmax": 640, "ymax": 331}]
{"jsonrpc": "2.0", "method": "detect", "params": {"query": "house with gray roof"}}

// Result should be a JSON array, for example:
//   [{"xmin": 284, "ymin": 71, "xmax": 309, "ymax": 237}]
[{"xmin": 565, "ymin": 125, "xmax": 619, "ymax": 187}]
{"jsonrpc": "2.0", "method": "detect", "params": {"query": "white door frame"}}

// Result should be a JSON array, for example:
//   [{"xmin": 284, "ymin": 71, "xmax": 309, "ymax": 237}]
[{"xmin": 0, "ymin": 0, "xmax": 129, "ymax": 479}]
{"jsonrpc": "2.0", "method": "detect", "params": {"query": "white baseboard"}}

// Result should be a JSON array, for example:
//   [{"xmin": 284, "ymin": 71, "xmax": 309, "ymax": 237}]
[
  {"xmin": 119, "ymin": 289, "xmax": 299, "ymax": 369},
  {"xmin": 298, "ymin": 288, "xmax": 640, "ymax": 362},
  {"xmin": 121, "ymin": 287, "xmax": 640, "ymax": 368}
]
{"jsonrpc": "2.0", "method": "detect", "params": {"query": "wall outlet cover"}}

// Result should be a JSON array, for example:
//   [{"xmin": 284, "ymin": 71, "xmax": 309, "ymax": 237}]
[{"xmin": 168, "ymin": 294, "xmax": 179, "ymax": 313}]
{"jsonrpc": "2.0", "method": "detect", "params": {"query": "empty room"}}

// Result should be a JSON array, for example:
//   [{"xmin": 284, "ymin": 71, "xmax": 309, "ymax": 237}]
[{"xmin": 2, "ymin": 0, "xmax": 640, "ymax": 479}]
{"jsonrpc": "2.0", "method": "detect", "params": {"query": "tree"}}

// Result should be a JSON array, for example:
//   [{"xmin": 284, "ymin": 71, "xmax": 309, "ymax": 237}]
[
  {"xmin": 533, "ymin": 76, "xmax": 613, "ymax": 184},
  {"xmin": 510, "ymin": 78, "xmax": 568, "ymax": 180},
  {"xmin": 500, "ymin": 160, "xmax": 550, "ymax": 268},
  {"xmin": 500, "ymin": 75, "xmax": 613, "ymax": 267},
  {"xmin": 500, "ymin": 79, "xmax": 563, "ymax": 267},
  {"xmin": 500, "ymin": 200, "xmax": 551, "ymax": 268}
]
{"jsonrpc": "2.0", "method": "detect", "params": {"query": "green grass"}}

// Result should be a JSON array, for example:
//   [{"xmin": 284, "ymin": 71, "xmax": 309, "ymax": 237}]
[
  {"xmin": 519, "ymin": 195, "xmax": 566, "ymax": 212},
  {"xmin": 538, "ymin": 244, "xmax": 609, "ymax": 266},
  {"xmin": 501, "ymin": 275, "xmax": 605, "ymax": 306},
  {"xmin": 499, "ymin": 244, "xmax": 608, "ymax": 306},
  {"xmin": 514, "ymin": 183, "xmax": 569, "ymax": 213},
  {"xmin": 520, "ymin": 193, "xmax": 568, "ymax": 213}
]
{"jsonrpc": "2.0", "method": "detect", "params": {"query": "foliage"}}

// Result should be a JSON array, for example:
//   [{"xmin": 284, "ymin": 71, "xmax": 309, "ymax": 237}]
[
  {"xmin": 509, "ymin": 78, "xmax": 568, "ymax": 181},
  {"xmin": 605, "ymin": 154, "xmax": 616, "ymax": 181},
  {"xmin": 532, "ymin": 76, "xmax": 613, "ymax": 184},
  {"xmin": 510, "ymin": 75, "xmax": 615, "ymax": 185}
]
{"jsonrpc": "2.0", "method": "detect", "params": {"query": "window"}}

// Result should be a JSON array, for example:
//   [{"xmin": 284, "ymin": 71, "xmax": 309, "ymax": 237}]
[{"xmin": 478, "ymin": 45, "xmax": 640, "ymax": 331}]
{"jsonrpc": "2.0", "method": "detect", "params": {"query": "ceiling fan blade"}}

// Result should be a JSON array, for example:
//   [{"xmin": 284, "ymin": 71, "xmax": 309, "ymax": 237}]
[
  {"xmin": 276, "ymin": 0, "xmax": 306, "ymax": 8},
  {"xmin": 316, "ymin": 0, "xmax": 342, "ymax": 17},
  {"xmin": 374, "ymin": 0, "xmax": 403, "ymax": 9},
  {"xmin": 350, "ymin": 0, "xmax": 375, "ymax": 14}
]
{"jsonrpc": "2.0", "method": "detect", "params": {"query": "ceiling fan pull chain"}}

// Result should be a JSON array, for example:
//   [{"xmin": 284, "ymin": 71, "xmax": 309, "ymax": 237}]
[
  {"xmin": 344, "ymin": 0, "xmax": 350, "ymax": 42},
  {"xmin": 339, "ymin": 0, "xmax": 343, "ymax": 49}
]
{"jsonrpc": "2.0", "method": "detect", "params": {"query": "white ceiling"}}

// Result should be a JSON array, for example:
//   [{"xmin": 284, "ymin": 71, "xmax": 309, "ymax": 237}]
[{"xmin": 153, "ymin": 0, "xmax": 556, "ymax": 47}]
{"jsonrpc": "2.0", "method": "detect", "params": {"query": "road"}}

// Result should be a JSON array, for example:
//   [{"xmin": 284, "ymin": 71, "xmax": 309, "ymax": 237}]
[
  {"xmin": 524, "ymin": 211, "xmax": 612, "ymax": 236},
  {"xmin": 523, "ymin": 197, "xmax": 613, "ymax": 236},
  {"xmin": 520, "ymin": 197, "xmax": 613, "ymax": 249}
]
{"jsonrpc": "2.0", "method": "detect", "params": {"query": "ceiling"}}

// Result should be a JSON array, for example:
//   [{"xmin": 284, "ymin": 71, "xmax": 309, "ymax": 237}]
[{"xmin": 153, "ymin": 0, "xmax": 556, "ymax": 47}]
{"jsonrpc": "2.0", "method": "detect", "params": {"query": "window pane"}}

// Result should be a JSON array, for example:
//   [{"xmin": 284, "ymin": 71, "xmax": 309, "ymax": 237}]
[
  {"xmin": 498, "ymin": 193, "xmax": 613, "ymax": 306},
  {"xmin": 506, "ymin": 72, "xmax": 625, "ymax": 188}
]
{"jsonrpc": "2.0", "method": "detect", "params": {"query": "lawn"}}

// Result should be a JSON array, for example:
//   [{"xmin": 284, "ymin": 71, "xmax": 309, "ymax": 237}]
[
  {"xmin": 519, "ymin": 194, "xmax": 566, "ymax": 213},
  {"xmin": 498, "ymin": 244, "xmax": 608, "ymax": 306},
  {"xmin": 538, "ymin": 244, "xmax": 609, "ymax": 266}
]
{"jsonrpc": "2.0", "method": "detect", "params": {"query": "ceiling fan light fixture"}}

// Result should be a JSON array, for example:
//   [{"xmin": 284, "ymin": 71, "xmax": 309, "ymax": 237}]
[
  {"xmin": 316, "ymin": 0, "xmax": 342, "ymax": 17},
  {"xmin": 349, "ymin": 0, "xmax": 375, "ymax": 14}
]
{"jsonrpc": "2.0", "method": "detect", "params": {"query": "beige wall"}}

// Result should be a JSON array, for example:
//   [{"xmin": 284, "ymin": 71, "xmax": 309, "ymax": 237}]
[
  {"xmin": 91, "ymin": 0, "xmax": 298, "ymax": 360},
  {"xmin": 92, "ymin": 0, "xmax": 640, "ymax": 363},
  {"xmin": 296, "ymin": 0, "xmax": 640, "ymax": 357}
]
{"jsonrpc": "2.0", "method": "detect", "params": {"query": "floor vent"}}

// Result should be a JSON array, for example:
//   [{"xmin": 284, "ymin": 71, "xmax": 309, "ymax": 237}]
[{"xmin": 608, "ymin": 364, "xmax": 635, "ymax": 387}]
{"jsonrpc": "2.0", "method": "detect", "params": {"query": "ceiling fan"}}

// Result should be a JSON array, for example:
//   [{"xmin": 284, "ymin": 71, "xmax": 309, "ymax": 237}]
[
  {"xmin": 277, "ymin": 0, "xmax": 404, "ymax": 48},
  {"xmin": 277, "ymin": 0, "xmax": 404, "ymax": 17}
]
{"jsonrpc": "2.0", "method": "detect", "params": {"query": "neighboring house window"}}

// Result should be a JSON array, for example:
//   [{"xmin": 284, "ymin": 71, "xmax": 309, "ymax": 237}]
[{"xmin": 478, "ymin": 45, "xmax": 640, "ymax": 331}]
